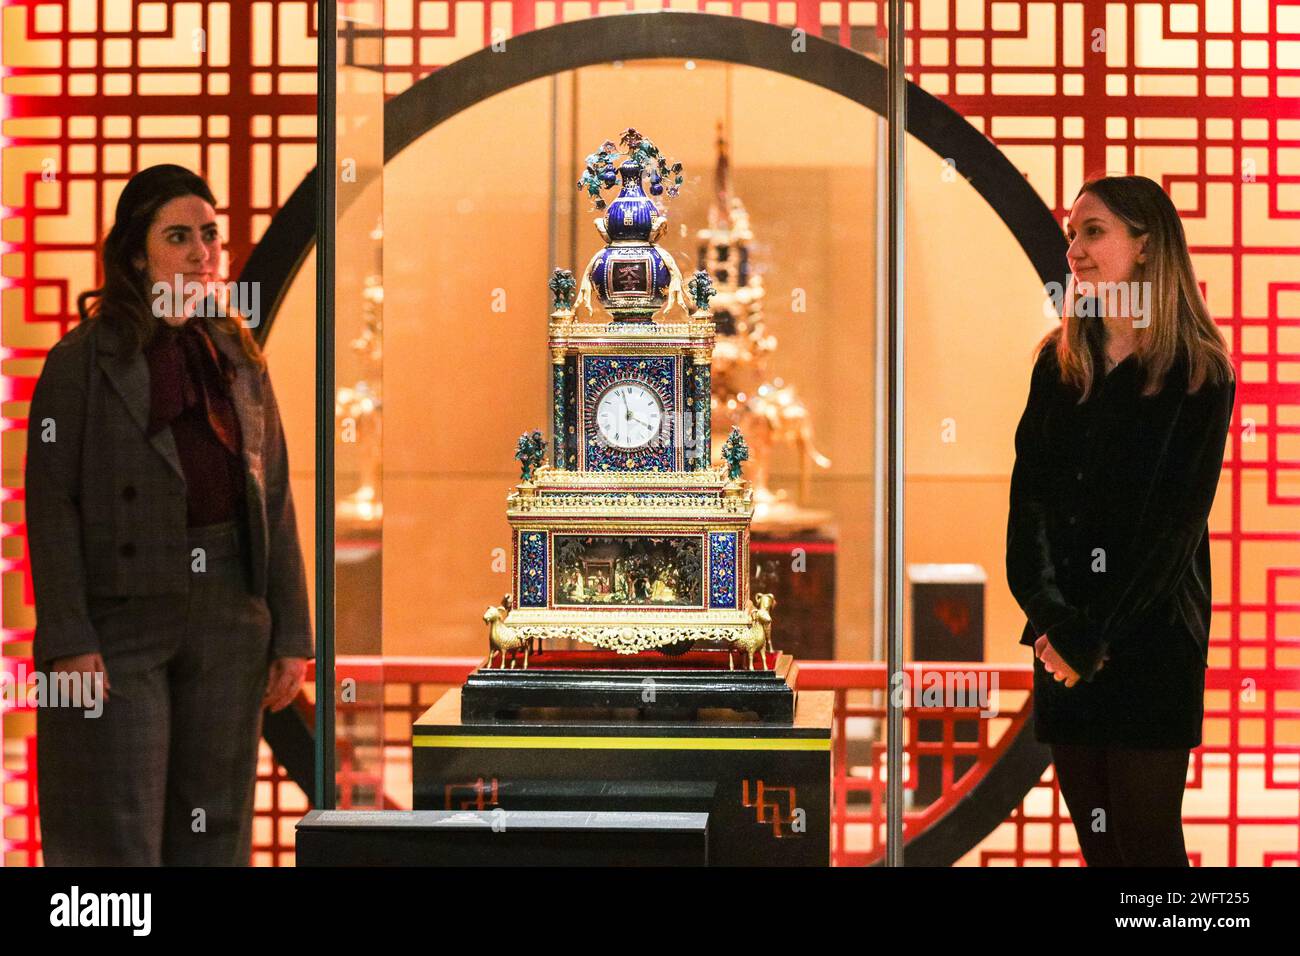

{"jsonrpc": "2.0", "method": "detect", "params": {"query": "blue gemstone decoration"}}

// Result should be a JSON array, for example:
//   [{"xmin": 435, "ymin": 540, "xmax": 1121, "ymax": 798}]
[
  {"xmin": 587, "ymin": 163, "xmax": 673, "ymax": 319},
  {"xmin": 605, "ymin": 163, "xmax": 655, "ymax": 241},
  {"xmin": 583, "ymin": 355, "xmax": 677, "ymax": 471},
  {"xmin": 519, "ymin": 531, "xmax": 548, "ymax": 607},
  {"xmin": 709, "ymin": 532, "xmax": 738, "ymax": 609},
  {"xmin": 590, "ymin": 246, "xmax": 672, "ymax": 320}
]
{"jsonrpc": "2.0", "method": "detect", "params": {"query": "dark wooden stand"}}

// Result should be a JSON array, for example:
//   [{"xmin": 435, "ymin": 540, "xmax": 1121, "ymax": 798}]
[
  {"xmin": 461, "ymin": 650, "xmax": 797, "ymax": 722},
  {"xmin": 414, "ymin": 688, "xmax": 832, "ymax": 866}
]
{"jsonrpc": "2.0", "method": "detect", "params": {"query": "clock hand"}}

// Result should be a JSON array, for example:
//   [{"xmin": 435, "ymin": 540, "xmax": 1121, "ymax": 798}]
[{"xmin": 621, "ymin": 395, "xmax": 634, "ymax": 443}]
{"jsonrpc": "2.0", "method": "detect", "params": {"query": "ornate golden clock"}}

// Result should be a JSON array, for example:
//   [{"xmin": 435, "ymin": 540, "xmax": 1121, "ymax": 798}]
[{"xmin": 479, "ymin": 130, "xmax": 777, "ymax": 673}]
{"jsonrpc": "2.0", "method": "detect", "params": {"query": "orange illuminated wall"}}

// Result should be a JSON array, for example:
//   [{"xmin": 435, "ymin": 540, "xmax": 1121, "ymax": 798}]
[{"xmin": 2, "ymin": 1, "xmax": 1297, "ymax": 867}]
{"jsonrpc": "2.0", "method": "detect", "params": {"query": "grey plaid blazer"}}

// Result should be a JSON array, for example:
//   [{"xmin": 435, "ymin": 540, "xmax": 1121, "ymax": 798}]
[{"xmin": 25, "ymin": 315, "xmax": 313, "ymax": 669}]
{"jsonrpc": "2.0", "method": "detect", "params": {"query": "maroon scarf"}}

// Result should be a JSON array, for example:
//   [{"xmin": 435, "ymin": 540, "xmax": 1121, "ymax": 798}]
[{"xmin": 144, "ymin": 315, "xmax": 241, "ymax": 455}]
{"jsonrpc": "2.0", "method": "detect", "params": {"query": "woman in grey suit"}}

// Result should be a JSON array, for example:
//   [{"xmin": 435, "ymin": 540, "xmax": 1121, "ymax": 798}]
[{"xmin": 26, "ymin": 164, "xmax": 313, "ymax": 865}]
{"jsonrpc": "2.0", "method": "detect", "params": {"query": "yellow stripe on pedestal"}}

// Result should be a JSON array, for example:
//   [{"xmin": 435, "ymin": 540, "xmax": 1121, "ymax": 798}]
[{"xmin": 413, "ymin": 735, "xmax": 829, "ymax": 751}]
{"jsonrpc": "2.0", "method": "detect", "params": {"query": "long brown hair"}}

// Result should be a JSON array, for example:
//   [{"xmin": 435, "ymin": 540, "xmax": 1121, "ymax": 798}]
[
  {"xmin": 1038, "ymin": 174, "xmax": 1233, "ymax": 401},
  {"xmin": 77, "ymin": 164, "xmax": 265, "ymax": 371}
]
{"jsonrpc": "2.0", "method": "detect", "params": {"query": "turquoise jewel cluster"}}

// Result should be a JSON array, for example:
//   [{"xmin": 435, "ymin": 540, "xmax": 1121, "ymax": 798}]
[
  {"xmin": 721, "ymin": 426, "xmax": 749, "ymax": 481},
  {"xmin": 515, "ymin": 429, "xmax": 546, "ymax": 481},
  {"xmin": 549, "ymin": 268, "xmax": 576, "ymax": 311},
  {"xmin": 687, "ymin": 270, "xmax": 716, "ymax": 312},
  {"xmin": 577, "ymin": 128, "xmax": 684, "ymax": 210}
]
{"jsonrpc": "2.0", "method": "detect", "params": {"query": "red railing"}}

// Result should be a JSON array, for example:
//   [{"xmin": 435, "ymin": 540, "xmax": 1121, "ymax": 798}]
[
  {"xmin": 797, "ymin": 661, "xmax": 1036, "ymax": 865},
  {"xmin": 8, "ymin": 654, "xmax": 1297, "ymax": 866},
  {"xmin": 253, "ymin": 656, "xmax": 1044, "ymax": 866}
]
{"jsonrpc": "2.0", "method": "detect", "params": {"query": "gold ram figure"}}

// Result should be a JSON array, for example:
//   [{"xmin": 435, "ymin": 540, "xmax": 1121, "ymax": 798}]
[
  {"xmin": 483, "ymin": 595, "xmax": 530, "ymax": 670},
  {"xmin": 727, "ymin": 592, "xmax": 777, "ymax": 671},
  {"xmin": 753, "ymin": 592, "xmax": 778, "ymax": 656}
]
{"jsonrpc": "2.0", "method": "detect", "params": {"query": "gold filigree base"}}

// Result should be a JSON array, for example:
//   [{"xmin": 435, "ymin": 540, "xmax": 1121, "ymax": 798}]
[
  {"xmin": 503, "ymin": 611, "xmax": 753, "ymax": 655},
  {"xmin": 486, "ymin": 593, "xmax": 778, "ymax": 668}
]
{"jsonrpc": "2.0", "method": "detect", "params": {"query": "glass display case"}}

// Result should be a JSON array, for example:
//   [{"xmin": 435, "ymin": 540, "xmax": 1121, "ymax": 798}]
[{"xmin": 276, "ymin": 0, "xmax": 1063, "ymax": 864}]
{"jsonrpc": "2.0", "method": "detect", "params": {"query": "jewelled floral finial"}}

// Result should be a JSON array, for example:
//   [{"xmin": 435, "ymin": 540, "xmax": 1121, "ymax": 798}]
[
  {"xmin": 577, "ymin": 139, "xmax": 620, "ymax": 210},
  {"xmin": 721, "ymin": 426, "xmax": 749, "ymax": 481},
  {"xmin": 515, "ymin": 429, "xmax": 546, "ymax": 481},
  {"xmin": 687, "ymin": 270, "xmax": 716, "ymax": 312},
  {"xmin": 620, "ymin": 128, "xmax": 684, "ymax": 199},
  {"xmin": 575, "ymin": 128, "xmax": 684, "ymax": 210},
  {"xmin": 549, "ymin": 268, "xmax": 576, "ymax": 311}
]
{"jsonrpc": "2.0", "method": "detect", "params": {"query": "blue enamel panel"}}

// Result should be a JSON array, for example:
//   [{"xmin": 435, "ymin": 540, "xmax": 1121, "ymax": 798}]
[
  {"xmin": 709, "ymin": 532, "xmax": 738, "ymax": 609},
  {"xmin": 581, "ymin": 354, "xmax": 677, "ymax": 471},
  {"xmin": 519, "ymin": 531, "xmax": 548, "ymax": 607}
]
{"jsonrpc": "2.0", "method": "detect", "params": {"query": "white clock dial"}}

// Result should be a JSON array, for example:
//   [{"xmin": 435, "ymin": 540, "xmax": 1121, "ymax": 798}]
[{"xmin": 595, "ymin": 383, "xmax": 663, "ymax": 450}]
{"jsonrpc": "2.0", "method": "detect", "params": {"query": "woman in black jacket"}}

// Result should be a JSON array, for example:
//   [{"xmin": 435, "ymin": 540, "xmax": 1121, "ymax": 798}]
[
  {"xmin": 26, "ymin": 164, "xmax": 312, "ymax": 865},
  {"xmin": 1007, "ymin": 175, "xmax": 1235, "ymax": 866}
]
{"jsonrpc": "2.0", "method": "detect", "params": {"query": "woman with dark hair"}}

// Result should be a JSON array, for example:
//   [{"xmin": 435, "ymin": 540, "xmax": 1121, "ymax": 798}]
[
  {"xmin": 26, "ymin": 164, "xmax": 312, "ymax": 865},
  {"xmin": 1007, "ymin": 174, "xmax": 1235, "ymax": 866}
]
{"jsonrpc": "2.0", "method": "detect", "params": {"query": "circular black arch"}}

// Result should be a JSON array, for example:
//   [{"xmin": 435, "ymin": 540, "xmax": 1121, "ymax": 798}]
[
  {"xmin": 245, "ymin": 11, "xmax": 1060, "ymax": 865},
  {"xmin": 244, "ymin": 11, "xmax": 1068, "ymax": 326}
]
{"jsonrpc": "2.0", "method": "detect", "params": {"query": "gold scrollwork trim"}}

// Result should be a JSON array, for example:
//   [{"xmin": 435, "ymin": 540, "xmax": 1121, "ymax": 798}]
[
  {"xmin": 506, "ymin": 608, "xmax": 750, "ymax": 625},
  {"xmin": 509, "ymin": 469, "xmax": 753, "ymax": 516},
  {"xmin": 509, "ymin": 623, "xmax": 752, "ymax": 654},
  {"xmin": 525, "ymin": 492, "xmax": 721, "ymax": 510},
  {"xmin": 550, "ymin": 322, "xmax": 714, "ymax": 339},
  {"xmin": 529, "ymin": 465, "xmax": 735, "ymax": 488},
  {"xmin": 508, "ymin": 495, "xmax": 754, "ymax": 519}
]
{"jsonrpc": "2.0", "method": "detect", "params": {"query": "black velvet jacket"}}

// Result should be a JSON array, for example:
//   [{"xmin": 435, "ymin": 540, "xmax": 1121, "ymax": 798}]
[{"xmin": 1006, "ymin": 326, "xmax": 1235, "ymax": 683}]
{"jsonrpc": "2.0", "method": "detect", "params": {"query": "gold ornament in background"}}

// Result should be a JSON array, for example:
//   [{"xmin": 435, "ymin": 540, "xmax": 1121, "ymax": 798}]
[
  {"xmin": 335, "ymin": 217, "xmax": 384, "ymax": 528},
  {"xmin": 697, "ymin": 124, "xmax": 833, "ymax": 533}
]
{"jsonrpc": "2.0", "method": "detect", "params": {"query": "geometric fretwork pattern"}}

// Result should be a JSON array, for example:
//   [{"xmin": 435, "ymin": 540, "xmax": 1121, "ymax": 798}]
[
  {"xmin": 1, "ymin": 0, "xmax": 319, "ymax": 868},
  {"xmin": 3, "ymin": 1, "xmax": 1296, "ymax": 866}
]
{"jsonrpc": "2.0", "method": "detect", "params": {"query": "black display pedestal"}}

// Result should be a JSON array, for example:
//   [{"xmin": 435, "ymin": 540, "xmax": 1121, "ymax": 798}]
[
  {"xmin": 413, "ymin": 688, "xmax": 832, "ymax": 866},
  {"xmin": 461, "ymin": 650, "xmax": 797, "ymax": 722}
]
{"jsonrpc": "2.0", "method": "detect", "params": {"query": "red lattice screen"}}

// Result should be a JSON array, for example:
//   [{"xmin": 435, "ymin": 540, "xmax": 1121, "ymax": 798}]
[{"xmin": 3, "ymin": 0, "xmax": 1297, "ymax": 867}]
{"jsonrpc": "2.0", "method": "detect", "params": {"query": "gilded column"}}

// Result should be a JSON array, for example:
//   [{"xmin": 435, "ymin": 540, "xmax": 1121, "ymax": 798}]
[
  {"xmin": 552, "ymin": 346, "xmax": 566, "ymax": 470},
  {"xmin": 691, "ymin": 353, "xmax": 711, "ymax": 470}
]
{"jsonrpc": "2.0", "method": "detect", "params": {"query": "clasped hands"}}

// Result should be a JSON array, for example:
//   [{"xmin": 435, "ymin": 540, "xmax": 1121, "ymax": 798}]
[{"xmin": 1033, "ymin": 634, "xmax": 1109, "ymax": 688}]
